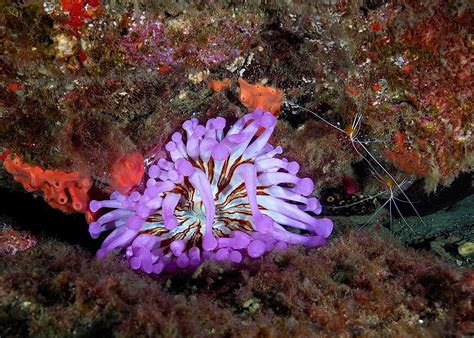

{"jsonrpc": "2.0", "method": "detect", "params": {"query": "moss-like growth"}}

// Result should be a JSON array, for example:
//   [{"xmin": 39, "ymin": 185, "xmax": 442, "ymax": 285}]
[{"xmin": 1, "ymin": 230, "xmax": 472, "ymax": 336}]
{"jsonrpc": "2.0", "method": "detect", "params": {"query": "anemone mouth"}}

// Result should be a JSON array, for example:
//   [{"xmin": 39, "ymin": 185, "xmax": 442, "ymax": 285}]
[{"xmin": 88, "ymin": 109, "xmax": 333, "ymax": 274}]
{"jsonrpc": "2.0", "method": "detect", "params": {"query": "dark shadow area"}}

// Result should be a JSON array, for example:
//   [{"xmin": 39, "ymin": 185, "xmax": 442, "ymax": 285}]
[
  {"xmin": 0, "ymin": 186, "xmax": 99, "ymax": 252},
  {"xmin": 398, "ymin": 172, "xmax": 474, "ymax": 216}
]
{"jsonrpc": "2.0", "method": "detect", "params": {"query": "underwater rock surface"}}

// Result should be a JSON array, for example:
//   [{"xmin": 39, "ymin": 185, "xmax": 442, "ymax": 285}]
[
  {"xmin": 0, "ymin": 1, "xmax": 472, "ymax": 336},
  {"xmin": 1, "ymin": 0, "xmax": 472, "ymax": 195},
  {"xmin": 1, "ymin": 229, "xmax": 473, "ymax": 337}
]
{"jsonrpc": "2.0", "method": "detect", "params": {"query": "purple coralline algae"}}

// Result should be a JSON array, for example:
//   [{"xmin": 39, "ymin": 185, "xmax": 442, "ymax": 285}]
[
  {"xmin": 0, "ymin": 224, "xmax": 37, "ymax": 256},
  {"xmin": 120, "ymin": 21, "xmax": 176, "ymax": 68},
  {"xmin": 88, "ymin": 109, "xmax": 333, "ymax": 274}
]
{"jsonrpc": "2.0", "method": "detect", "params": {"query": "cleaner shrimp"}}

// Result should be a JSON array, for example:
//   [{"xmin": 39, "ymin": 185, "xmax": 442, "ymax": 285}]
[{"xmin": 285, "ymin": 100, "xmax": 427, "ymax": 230}]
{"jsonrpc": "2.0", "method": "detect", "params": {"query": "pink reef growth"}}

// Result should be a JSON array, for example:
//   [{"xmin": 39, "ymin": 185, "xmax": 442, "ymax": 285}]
[
  {"xmin": 89, "ymin": 110, "xmax": 333, "ymax": 274},
  {"xmin": 0, "ymin": 224, "xmax": 37, "ymax": 255},
  {"xmin": 120, "ymin": 21, "xmax": 176, "ymax": 67}
]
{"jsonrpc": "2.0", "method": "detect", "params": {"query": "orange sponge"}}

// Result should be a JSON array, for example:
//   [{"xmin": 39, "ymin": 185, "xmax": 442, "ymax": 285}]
[
  {"xmin": 238, "ymin": 78, "xmax": 284, "ymax": 116},
  {"xmin": 109, "ymin": 152, "xmax": 144, "ymax": 195},
  {"xmin": 209, "ymin": 78, "xmax": 231, "ymax": 92},
  {"xmin": 2, "ymin": 154, "xmax": 92, "ymax": 213}
]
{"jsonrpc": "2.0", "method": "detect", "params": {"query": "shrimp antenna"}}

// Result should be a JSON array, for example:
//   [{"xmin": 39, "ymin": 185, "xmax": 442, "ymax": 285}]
[
  {"xmin": 285, "ymin": 99, "xmax": 346, "ymax": 133},
  {"xmin": 355, "ymin": 141, "xmax": 427, "ymax": 227},
  {"xmin": 286, "ymin": 99, "xmax": 427, "ymax": 229}
]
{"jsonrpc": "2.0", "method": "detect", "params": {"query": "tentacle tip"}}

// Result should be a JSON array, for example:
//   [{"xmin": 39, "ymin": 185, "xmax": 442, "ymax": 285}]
[
  {"xmin": 215, "ymin": 248, "xmax": 229, "ymax": 261},
  {"xmin": 311, "ymin": 218, "xmax": 334, "ymax": 238},
  {"xmin": 213, "ymin": 117, "xmax": 226, "ymax": 130},
  {"xmin": 153, "ymin": 262, "xmax": 165, "ymax": 275},
  {"xmin": 307, "ymin": 197, "xmax": 322, "ymax": 214},
  {"xmin": 165, "ymin": 141, "xmax": 176, "ymax": 152},
  {"xmin": 287, "ymin": 161, "xmax": 300, "ymax": 174},
  {"xmin": 260, "ymin": 112, "xmax": 277, "ymax": 128},
  {"xmin": 89, "ymin": 222, "xmax": 102, "ymax": 238},
  {"xmin": 229, "ymin": 250, "xmax": 243, "ymax": 263},
  {"xmin": 203, "ymin": 234, "xmax": 218, "ymax": 251},
  {"xmin": 171, "ymin": 132, "xmax": 182, "ymax": 143},
  {"xmin": 89, "ymin": 200, "xmax": 101, "ymax": 213},
  {"xmin": 182, "ymin": 120, "xmax": 193, "ymax": 130},
  {"xmin": 129, "ymin": 256, "xmax": 141, "ymax": 270},
  {"xmin": 211, "ymin": 144, "xmax": 229, "ymax": 161},
  {"xmin": 194, "ymin": 125, "xmax": 206, "ymax": 137},
  {"xmin": 170, "ymin": 239, "xmax": 185, "ymax": 256},
  {"xmin": 129, "ymin": 191, "xmax": 141, "ymax": 202},
  {"xmin": 142, "ymin": 261, "xmax": 154, "ymax": 274},
  {"xmin": 175, "ymin": 159, "xmax": 194, "ymax": 176},
  {"xmin": 247, "ymin": 240, "xmax": 266, "ymax": 258},
  {"xmin": 298, "ymin": 177, "xmax": 314, "ymax": 196}
]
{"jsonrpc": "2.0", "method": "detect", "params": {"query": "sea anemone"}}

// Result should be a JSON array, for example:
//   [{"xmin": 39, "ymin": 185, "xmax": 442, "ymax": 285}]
[{"xmin": 88, "ymin": 109, "xmax": 333, "ymax": 274}]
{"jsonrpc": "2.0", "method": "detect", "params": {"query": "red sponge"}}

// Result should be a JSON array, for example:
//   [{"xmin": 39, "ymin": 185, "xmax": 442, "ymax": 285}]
[
  {"xmin": 109, "ymin": 152, "xmax": 144, "ymax": 195},
  {"xmin": 2, "ymin": 153, "xmax": 92, "ymax": 213}
]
